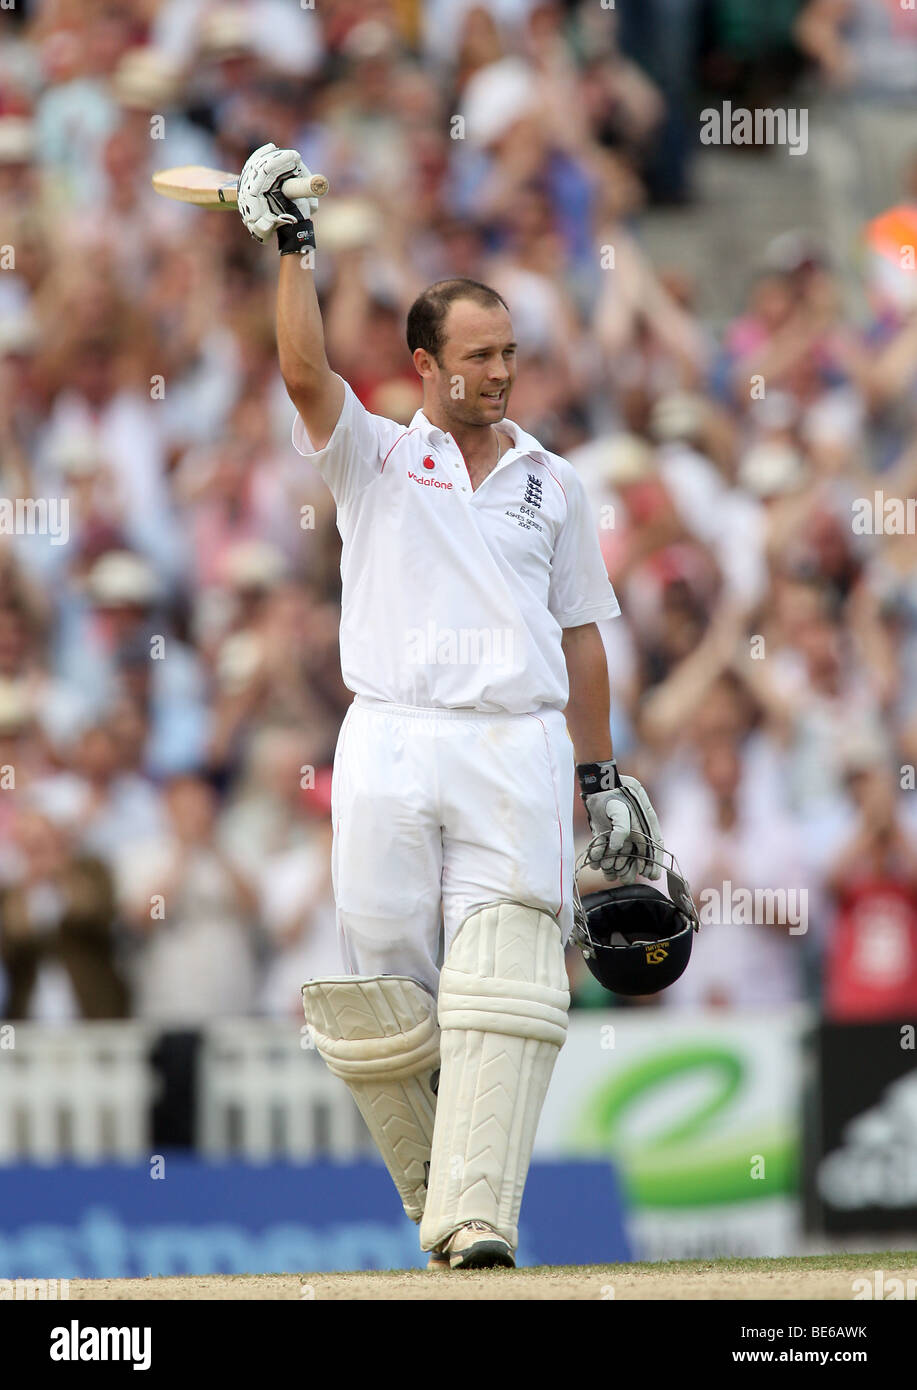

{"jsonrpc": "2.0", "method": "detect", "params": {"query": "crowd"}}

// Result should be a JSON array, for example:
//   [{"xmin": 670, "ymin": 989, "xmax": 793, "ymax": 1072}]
[{"xmin": 0, "ymin": 0, "xmax": 916, "ymax": 1025}]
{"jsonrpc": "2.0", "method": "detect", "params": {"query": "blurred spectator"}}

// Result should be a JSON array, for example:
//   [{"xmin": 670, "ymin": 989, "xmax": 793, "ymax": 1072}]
[
  {"xmin": 0, "ymin": 805, "xmax": 127, "ymax": 1020},
  {"xmin": 819, "ymin": 753, "xmax": 917, "ymax": 1020},
  {"xmin": 57, "ymin": 550, "xmax": 211, "ymax": 778},
  {"xmin": 796, "ymin": 0, "xmax": 917, "ymax": 96},
  {"xmin": 660, "ymin": 737, "xmax": 810, "ymax": 1009},
  {"xmin": 258, "ymin": 793, "xmax": 338, "ymax": 1017},
  {"xmin": 115, "ymin": 774, "xmax": 258, "ymax": 1024},
  {"xmin": 70, "ymin": 722, "xmax": 165, "ymax": 866}
]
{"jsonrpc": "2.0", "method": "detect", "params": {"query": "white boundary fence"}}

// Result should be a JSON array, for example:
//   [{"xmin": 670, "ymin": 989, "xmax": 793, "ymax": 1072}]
[
  {"xmin": 0, "ymin": 1023, "xmax": 156, "ymax": 1161},
  {"xmin": 198, "ymin": 1021, "xmax": 372, "ymax": 1160},
  {"xmin": 0, "ymin": 1020, "xmax": 371, "ymax": 1162}
]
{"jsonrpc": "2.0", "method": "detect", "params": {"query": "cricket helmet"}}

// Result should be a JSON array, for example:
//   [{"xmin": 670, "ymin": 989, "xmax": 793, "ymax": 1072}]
[{"xmin": 572, "ymin": 840, "xmax": 699, "ymax": 996}]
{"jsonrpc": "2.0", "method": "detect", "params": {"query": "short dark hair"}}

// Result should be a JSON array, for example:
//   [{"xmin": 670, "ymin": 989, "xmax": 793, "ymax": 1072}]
[{"xmin": 406, "ymin": 278, "xmax": 509, "ymax": 363}]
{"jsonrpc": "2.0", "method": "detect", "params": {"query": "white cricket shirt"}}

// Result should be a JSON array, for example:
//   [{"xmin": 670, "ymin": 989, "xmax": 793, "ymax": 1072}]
[{"xmin": 292, "ymin": 378, "xmax": 620, "ymax": 713}]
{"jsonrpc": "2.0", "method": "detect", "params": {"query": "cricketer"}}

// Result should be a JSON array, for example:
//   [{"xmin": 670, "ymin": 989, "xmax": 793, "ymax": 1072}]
[{"xmin": 236, "ymin": 142, "xmax": 663, "ymax": 1270}]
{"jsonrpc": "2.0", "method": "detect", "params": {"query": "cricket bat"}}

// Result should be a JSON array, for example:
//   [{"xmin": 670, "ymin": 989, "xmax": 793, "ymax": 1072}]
[{"xmin": 152, "ymin": 165, "xmax": 329, "ymax": 210}]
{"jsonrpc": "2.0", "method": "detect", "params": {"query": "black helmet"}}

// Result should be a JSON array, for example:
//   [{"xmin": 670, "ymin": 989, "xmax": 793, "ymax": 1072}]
[{"xmin": 572, "ymin": 841, "xmax": 699, "ymax": 996}]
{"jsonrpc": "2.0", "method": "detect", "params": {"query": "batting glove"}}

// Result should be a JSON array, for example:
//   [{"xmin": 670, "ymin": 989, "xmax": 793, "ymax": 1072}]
[
  {"xmin": 577, "ymin": 759, "xmax": 664, "ymax": 884},
  {"xmin": 237, "ymin": 142, "xmax": 319, "ymax": 245}
]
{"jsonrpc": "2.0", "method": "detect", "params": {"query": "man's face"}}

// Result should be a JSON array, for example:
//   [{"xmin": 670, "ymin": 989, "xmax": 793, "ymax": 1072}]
[{"xmin": 417, "ymin": 299, "xmax": 517, "ymax": 426}]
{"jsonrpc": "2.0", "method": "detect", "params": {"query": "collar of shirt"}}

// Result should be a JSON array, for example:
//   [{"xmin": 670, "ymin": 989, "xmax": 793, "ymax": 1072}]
[{"xmin": 407, "ymin": 409, "xmax": 551, "ymax": 474}]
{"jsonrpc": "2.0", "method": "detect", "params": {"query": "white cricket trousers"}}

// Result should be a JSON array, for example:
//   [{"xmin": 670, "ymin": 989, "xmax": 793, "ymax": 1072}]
[{"xmin": 330, "ymin": 695, "xmax": 575, "ymax": 996}]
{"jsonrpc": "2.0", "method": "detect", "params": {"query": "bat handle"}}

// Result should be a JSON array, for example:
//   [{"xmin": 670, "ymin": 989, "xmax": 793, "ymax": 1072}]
[{"xmin": 281, "ymin": 174, "xmax": 329, "ymax": 201}]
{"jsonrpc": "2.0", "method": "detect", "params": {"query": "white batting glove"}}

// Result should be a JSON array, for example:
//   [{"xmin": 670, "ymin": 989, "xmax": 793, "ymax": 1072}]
[
  {"xmin": 237, "ymin": 142, "xmax": 319, "ymax": 244},
  {"xmin": 578, "ymin": 760, "xmax": 664, "ymax": 884}
]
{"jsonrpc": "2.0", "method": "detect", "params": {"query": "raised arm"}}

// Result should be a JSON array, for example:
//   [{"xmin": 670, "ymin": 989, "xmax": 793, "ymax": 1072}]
[
  {"xmin": 794, "ymin": 0, "xmax": 854, "ymax": 86},
  {"xmin": 236, "ymin": 142, "xmax": 344, "ymax": 451},
  {"xmin": 276, "ymin": 256, "xmax": 344, "ymax": 452}
]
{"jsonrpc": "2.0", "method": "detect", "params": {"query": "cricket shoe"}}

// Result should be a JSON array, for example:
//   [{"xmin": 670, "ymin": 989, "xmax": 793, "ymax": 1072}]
[
  {"xmin": 440, "ymin": 1221, "xmax": 515, "ymax": 1270},
  {"xmin": 426, "ymin": 1248, "xmax": 451, "ymax": 1271}
]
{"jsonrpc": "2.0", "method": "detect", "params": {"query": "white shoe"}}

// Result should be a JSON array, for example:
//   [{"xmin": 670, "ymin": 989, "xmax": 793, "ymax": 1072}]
[{"xmin": 440, "ymin": 1221, "xmax": 515, "ymax": 1270}]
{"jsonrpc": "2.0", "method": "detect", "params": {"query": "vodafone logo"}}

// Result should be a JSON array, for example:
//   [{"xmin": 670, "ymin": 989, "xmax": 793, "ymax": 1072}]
[
  {"xmin": 408, "ymin": 470, "xmax": 452, "ymax": 490},
  {"xmin": 422, "ymin": 455, "xmax": 436, "ymax": 470}
]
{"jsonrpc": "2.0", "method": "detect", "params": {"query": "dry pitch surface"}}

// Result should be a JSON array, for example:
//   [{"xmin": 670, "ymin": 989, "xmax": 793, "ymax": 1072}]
[{"xmin": 69, "ymin": 1253, "xmax": 917, "ymax": 1301}]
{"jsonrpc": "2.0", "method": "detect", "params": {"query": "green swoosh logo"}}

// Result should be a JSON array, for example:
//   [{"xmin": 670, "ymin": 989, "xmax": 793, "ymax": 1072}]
[{"xmin": 573, "ymin": 1043, "xmax": 797, "ymax": 1206}]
